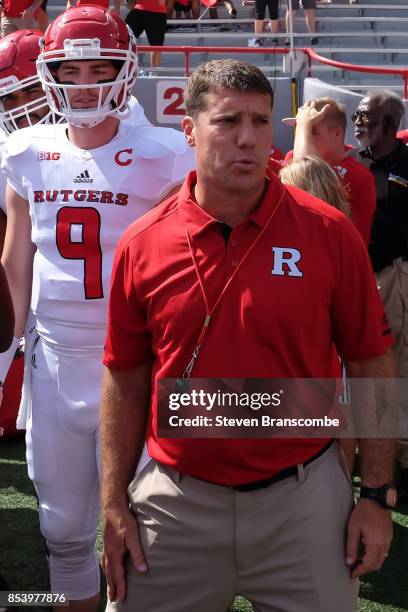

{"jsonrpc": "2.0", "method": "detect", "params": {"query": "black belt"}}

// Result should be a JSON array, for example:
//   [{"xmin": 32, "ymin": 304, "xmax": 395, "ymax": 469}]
[{"xmin": 231, "ymin": 439, "xmax": 334, "ymax": 492}]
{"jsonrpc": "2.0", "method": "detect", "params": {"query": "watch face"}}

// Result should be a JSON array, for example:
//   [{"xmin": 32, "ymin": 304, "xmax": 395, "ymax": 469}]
[{"xmin": 386, "ymin": 487, "xmax": 397, "ymax": 508}]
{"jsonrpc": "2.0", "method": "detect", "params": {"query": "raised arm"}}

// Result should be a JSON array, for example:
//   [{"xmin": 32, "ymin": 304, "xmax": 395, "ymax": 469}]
[
  {"xmin": 293, "ymin": 101, "xmax": 331, "ymax": 160},
  {"xmin": 100, "ymin": 360, "xmax": 152, "ymax": 603}
]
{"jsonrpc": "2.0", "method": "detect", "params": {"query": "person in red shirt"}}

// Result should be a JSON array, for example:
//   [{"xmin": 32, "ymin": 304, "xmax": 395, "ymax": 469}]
[
  {"xmin": 125, "ymin": 0, "xmax": 167, "ymax": 68},
  {"xmin": 283, "ymin": 99, "xmax": 380, "ymax": 470},
  {"xmin": 100, "ymin": 60, "xmax": 395, "ymax": 612},
  {"xmin": 283, "ymin": 98, "xmax": 376, "ymax": 248},
  {"xmin": 397, "ymin": 128, "xmax": 408, "ymax": 144},
  {"xmin": 66, "ymin": 0, "xmax": 122, "ymax": 11},
  {"xmin": 0, "ymin": 0, "xmax": 41, "ymax": 36}
]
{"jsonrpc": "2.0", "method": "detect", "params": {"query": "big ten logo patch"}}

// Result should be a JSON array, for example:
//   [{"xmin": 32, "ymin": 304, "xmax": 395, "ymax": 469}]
[
  {"xmin": 156, "ymin": 80, "xmax": 187, "ymax": 125},
  {"xmin": 37, "ymin": 152, "xmax": 61, "ymax": 161}
]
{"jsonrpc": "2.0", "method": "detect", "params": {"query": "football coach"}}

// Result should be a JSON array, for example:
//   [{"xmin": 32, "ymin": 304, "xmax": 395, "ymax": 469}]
[{"xmin": 100, "ymin": 59, "xmax": 396, "ymax": 612}]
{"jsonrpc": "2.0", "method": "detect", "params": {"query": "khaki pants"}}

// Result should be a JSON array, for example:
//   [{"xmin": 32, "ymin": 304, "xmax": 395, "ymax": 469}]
[
  {"xmin": 1, "ymin": 15, "xmax": 37, "ymax": 37},
  {"xmin": 376, "ymin": 258, "xmax": 408, "ymax": 467},
  {"xmin": 107, "ymin": 442, "xmax": 357, "ymax": 612}
]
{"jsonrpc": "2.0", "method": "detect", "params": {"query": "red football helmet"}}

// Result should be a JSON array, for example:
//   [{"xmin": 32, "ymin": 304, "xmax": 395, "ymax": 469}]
[
  {"xmin": 37, "ymin": 5, "xmax": 138, "ymax": 128},
  {"xmin": 0, "ymin": 29, "xmax": 54, "ymax": 134}
]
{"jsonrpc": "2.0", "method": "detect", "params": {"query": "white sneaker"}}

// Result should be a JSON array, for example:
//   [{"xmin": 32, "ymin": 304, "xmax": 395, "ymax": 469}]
[{"xmin": 248, "ymin": 38, "xmax": 263, "ymax": 47}]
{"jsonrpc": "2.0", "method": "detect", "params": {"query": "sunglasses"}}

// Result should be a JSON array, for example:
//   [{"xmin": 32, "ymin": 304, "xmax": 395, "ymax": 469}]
[{"xmin": 351, "ymin": 111, "xmax": 384, "ymax": 124}]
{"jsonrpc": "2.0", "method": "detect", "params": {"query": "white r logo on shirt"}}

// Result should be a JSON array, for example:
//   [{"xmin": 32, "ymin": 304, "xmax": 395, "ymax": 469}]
[{"xmin": 271, "ymin": 247, "xmax": 303, "ymax": 277}]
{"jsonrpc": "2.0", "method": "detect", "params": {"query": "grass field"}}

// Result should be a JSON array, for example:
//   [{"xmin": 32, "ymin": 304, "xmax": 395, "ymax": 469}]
[{"xmin": 1, "ymin": 436, "xmax": 407, "ymax": 612}]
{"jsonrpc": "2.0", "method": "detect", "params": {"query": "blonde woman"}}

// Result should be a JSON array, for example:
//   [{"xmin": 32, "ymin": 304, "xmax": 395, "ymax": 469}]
[
  {"xmin": 279, "ymin": 154, "xmax": 350, "ymax": 217},
  {"xmin": 280, "ymin": 155, "xmax": 357, "ymax": 474}
]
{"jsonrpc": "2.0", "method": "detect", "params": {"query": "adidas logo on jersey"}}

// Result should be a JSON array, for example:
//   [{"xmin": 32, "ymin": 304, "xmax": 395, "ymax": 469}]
[{"xmin": 74, "ymin": 170, "xmax": 93, "ymax": 184}]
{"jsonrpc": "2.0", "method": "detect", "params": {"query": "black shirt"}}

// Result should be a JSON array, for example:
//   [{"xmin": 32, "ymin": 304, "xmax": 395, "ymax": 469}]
[{"xmin": 359, "ymin": 140, "xmax": 408, "ymax": 273}]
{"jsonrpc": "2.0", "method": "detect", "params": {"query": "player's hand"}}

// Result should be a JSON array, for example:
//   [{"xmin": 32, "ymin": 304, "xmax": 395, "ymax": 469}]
[
  {"xmin": 295, "ymin": 100, "xmax": 331, "ymax": 130},
  {"xmin": 101, "ymin": 504, "xmax": 148, "ymax": 603},
  {"xmin": 346, "ymin": 499, "xmax": 393, "ymax": 578}
]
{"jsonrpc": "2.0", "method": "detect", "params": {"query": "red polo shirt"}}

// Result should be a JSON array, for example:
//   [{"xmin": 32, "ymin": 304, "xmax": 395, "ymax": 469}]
[
  {"xmin": 104, "ymin": 171, "xmax": 390, "ymax": 485},
  {"xmin": 284, "ymin": 149, "xmax": 376, "ymax": 247},
  {"xmin": 397, "ymin": 129, "xmax": 408, "ymax": 144}
]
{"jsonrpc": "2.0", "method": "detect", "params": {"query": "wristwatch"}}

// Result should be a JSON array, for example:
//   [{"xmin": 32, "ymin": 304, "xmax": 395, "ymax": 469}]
[{"xmin": 359, "ymin": 484, "xmax": 397, "ymax": 509}]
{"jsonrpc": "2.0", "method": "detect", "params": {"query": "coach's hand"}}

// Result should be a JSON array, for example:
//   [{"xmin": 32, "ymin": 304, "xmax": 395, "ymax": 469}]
[
  {"xmin": 346, "ymin": 499, "xmax": 392, "ymax": 578},
  {"xmin": 102, "ymin": 504, "xmax": 148, "ymax": 602}
]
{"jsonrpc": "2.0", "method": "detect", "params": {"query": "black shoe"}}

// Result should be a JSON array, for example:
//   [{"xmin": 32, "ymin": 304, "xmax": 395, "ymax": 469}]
[
  {"xmin": 311, "ymin": 36, "xmax": 319, "ymax": 45},
  {"xmin": 271, "ymin": 37, "xmax": 279, "ymax": 45},
  {"xmin": 284, "ymin": 37, "xmax": 290, "ymax": 46},
  {"xmin": 229, "ymin": 8, "xmax": 237, "ymax": 17},
  {"xmin": 397, "ymin": 468, "xmax": 408, "ymax": 504}
]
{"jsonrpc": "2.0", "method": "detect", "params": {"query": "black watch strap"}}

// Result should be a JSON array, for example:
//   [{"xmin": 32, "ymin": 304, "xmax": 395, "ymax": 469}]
[{"xmin": 360, "ymin": 485, "xmax": 396, "ymax": 509}]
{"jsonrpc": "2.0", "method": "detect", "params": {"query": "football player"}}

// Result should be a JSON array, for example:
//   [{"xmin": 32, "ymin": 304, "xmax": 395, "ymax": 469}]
[
  {"xmin": 0, "ymin": 27, "xmax": 150, "ymax": 438},
  {"xmin": 1, "ymin": 6, "xmax": 194, "ymax": 611}
]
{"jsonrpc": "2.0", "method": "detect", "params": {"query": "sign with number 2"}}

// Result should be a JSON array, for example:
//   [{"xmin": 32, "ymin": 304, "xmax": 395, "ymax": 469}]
[{"xmin": 156, "ymin": 80, "xmax": 187, "ymax": 124}]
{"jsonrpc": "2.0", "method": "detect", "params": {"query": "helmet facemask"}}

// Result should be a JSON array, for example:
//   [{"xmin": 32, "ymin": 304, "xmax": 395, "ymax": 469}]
[{"xmin": 0, "ymin": 73, "xmax": 55, "ymax": 134}]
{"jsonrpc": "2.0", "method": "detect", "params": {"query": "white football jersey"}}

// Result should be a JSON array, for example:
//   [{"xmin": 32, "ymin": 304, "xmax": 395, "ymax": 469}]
[{"xmin": 2, "ymin": 121, "xmax": 195, "ymax": 350}]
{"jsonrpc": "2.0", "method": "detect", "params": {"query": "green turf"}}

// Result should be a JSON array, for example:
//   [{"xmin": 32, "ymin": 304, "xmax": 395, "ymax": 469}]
[{"xmin": 1, "ymin": 437, "xmax": 407, "ymax": 612}]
